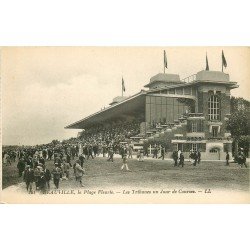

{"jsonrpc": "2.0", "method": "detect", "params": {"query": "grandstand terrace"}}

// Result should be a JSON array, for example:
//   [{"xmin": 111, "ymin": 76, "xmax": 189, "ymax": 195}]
[{"xmin": 66, "ymin": 70, "xmax": 239, "ymax": 160}]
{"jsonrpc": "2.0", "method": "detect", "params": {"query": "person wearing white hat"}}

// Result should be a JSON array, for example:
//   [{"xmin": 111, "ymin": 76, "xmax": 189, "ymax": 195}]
[{"xmin": 121, "ymin": 154, "xmax": 130, "ymax": 171}]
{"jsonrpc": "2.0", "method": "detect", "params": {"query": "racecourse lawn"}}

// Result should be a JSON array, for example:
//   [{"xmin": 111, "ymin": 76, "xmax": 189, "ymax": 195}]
[{"xmin": 2, "ymin": 156, "xmax": 249, "ymax": 192}]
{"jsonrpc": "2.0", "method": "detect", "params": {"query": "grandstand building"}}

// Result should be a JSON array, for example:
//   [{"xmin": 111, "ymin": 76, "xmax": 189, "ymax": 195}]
[{"xmin": 65, "ymin": 70, "xmax": 238, "ymax": 160}]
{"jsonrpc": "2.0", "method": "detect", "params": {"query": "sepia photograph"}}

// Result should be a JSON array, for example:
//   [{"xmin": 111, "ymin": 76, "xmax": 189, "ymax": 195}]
[
  {"xmin": 1, "ymin": 47, "xmax": 249, "ymax": 203},
  {"xmin": 1, "ymin": 1, "xmax": 250, "ymax": 250}
]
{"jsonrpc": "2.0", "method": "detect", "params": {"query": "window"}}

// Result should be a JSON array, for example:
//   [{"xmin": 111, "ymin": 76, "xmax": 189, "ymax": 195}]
[
  {"xmin": 156, "ymin": 97, "xmax": 162, "ymax": 105},
  {"xmin": 162, "ymin": 97, "xmax": 166, "ymax": 105},
  {"xmin": 167, "ymin": 97, "xmax": 173, "ymax": 105},
  {"xmin": 192, "ymin": 143, "xmax": 198, "ymax": 152},
  {"xmin": 212, "ymin": 126, "xmax": 218, "ymax": 137},
  {"xmin": 208, "ymin": 95, "xmax": 220, "ymax": 120},
  {"xmin": 209, "ymin": 148, "xmax": 219, "ymax": 153},
  {"xmin": 184, "ymin": 87, "xmax": 191, "ymax": 95},
  {"xmin": 169, "ymin": 89, "xmax": 175, "ymax": 94},
  {"xmin": 177, "ymin": 143, "xmax": 183, "ymax": 151},
  {"xmin": 191, "ymin": 121, "xmax": 198, "ymax": 132},
  {"xmin": 176, "ymin": 88, "xmax": 183, "ymax": 95}
]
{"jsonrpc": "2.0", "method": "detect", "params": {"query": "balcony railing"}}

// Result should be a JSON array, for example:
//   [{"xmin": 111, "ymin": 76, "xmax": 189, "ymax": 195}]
[
  {"xmin": 182, "ymin": 74, "xmax": 197, "ymax": 83},
  {"xmin": 188, "ymin": 113, "xmax": 204, "ymax": 118},
  {"xmin": 207, "ymin": 137, "xmax": 223, "ymax": 141}
]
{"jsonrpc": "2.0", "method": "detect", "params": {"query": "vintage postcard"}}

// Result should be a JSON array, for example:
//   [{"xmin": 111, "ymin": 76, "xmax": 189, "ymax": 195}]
[{"xmin": 1, "ymin": 47, "xmax": 249, "ymax": 203}]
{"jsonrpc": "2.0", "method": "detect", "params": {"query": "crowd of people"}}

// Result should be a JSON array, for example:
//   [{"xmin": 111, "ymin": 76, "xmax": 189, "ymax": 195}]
[
  {"xmin": 2, "ymin": 118, "xmax": 248, "ymax": 193},
  {"xmin": 1, "ymin": 120, "xmax": 142, "ymax": 193},
  {"xmin": 79, "ymin": 120, "xmax": 140, "ymax": 145}
]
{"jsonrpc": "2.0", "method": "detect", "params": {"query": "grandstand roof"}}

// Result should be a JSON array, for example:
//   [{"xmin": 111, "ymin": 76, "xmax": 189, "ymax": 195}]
[{"xmin": 65, "ymin": 91, "xmax": 146, "ymax": 129}]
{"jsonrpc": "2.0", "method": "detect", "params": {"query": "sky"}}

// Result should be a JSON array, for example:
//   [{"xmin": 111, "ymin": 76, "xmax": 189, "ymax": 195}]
[{"xmin": 1, "ymin": 47, "xmax": 250, "ymax": 146}]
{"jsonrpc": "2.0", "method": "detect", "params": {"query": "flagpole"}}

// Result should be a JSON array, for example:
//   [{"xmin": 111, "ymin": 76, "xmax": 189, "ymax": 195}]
[
  {"xmin": 122, "ymin": 77, "xmax": 123, "ymax": 97},
  {"xmin": 222, "ymin": 50, "xmax": 224, "ymax": 72},
  {"xmin": 163, "ymin": 51, "xmax": 165, "ymax": 74}
]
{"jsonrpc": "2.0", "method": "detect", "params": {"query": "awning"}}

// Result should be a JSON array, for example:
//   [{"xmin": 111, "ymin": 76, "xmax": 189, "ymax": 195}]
[{"xmin": 65, "ymin": 91, "xmax": 146, "ymax": 129}]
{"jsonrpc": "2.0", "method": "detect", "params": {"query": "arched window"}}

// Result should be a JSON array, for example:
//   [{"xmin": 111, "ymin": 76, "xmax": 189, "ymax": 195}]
[{"xmin": 208, "ymin": 95, "xmax": 220, "ymax": 120}]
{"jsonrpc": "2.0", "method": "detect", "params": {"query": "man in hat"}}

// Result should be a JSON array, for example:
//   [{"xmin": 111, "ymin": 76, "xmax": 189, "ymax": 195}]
[
  {"xmin": 62, "ymin": 159, "xmax": 70, "ymax": 180},
  {"xmin": 26, "ymin": 156, "xmax": 33, "ymax": 168},
  {"xmin": 34, "ymin": 164, "xmax": 42, "ymax": 190},
  {"xmin": 138, "ymin": 148, "xmax": 144, "ymax": 162},
  {"xmin": 43, "ymin": 165, "xmax": 51, "ymax": 189},
  {"xmin": 152, "ymin": 145, "xmax": 158, "ymax": 159},
  {"xmin": 66, "ymin": 152, "xmax": 72, "ymax": 167},
  {"xmin": 128, "ymin": 145, "xmax": 133, "ymax": 159},
  {"xmin": 39, "ymin": 156, "xmax": 45, "ymax": 166},
  {"xmin": 39, "ymin": 170, "xmax": 47, "ymax": 193},
  {"xmin": 102, "ymin": 143, "xmax": 107, "ymax": 157},
  {"xmin": 107, "ymin": 147, "xmax": 114, "ymax": 162},
  {"xmin": 158, "ymin": 146, "xmax": 165, "ymax": 160},
  {"xmin": 52, "ymin": 163, "xmax": 62, "ymax": 189},
  {"xmin": 17, "ymin": 157, "xmax": 26, "ymax": 177},
  {"xmin": 226, "ymin": 151, "xmax": 230, "ymax": 166},
  {"xmin": 197, "ymin": 150, "xmax": 201, "ymax": 164},
  {"xmin": 75, "ymin": 160, "xmax": 85, "ymax": 187},
  {"xmin": 79, "ymin": 153, "xmax": 85, "ymax": 168},
  {"xmin": 23, "ymin": 165, "xmax": 35, "ymax": 193},
  {"xmin": 179, "ymin": 153, "xmax": 185, "ymax": 168},
  {"xmin": 173, "ymin": 150, "xmax": 178, "ymax": 167}
]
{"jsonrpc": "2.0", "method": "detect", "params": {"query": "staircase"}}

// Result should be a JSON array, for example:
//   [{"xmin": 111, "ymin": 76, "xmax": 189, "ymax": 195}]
[{"xmin": 145, "ymin": 114, "xmax": 188, "ymax": 141}]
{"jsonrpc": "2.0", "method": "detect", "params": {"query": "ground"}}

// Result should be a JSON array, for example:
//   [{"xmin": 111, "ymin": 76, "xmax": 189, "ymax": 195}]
[{"xmin": 2, "ymin": 156, "xmax": 249, "ymax": 193}]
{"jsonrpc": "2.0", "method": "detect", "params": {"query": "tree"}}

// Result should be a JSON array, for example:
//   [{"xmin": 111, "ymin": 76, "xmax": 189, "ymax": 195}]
[
  {"xmin": 230, "ymin": 96, "xmax": 250, "ymax": 113},
  {"xmin": 227, "ymin": 97, "xmax": 250, "ymax": 156}
]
